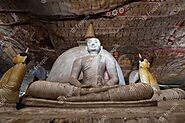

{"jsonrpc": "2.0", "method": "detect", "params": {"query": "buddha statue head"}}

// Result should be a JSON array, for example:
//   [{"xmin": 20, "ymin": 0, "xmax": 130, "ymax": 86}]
[
  {"xmin": 84, "ymin": 22, "xmax": 103, "ymax": 56},
  {"xmin": 86, "ymin": 38, "xmax": 103, "ymax": 56}
]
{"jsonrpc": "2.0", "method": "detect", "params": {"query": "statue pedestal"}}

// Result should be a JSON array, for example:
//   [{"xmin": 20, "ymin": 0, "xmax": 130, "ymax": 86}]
[
  {"xmin": 1, "ymin": 100, "xmax": 185, "ymax": 123},
  {"xmin": 22, "ymin": 98, "xmax": 157, "ymax": 108}
]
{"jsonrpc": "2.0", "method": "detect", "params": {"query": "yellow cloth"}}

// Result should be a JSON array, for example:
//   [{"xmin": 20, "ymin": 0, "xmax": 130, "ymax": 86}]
[{"xmin": 0, "ymin": 63, "xmax": 26, "ymax": 102}]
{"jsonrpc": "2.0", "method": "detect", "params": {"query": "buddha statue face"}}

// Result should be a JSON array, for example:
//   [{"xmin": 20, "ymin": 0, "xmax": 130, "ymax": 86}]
[{"xmin": 86, "ymin": 38, "xmax": 101, "ymax": 55}]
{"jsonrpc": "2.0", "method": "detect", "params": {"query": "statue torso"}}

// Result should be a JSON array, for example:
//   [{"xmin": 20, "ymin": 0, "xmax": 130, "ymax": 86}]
[{"xmin": 81, "ymin": 55, "xmax": 106, "ymax": 86}]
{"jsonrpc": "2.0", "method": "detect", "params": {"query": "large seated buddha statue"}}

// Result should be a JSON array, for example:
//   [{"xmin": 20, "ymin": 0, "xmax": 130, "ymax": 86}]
[
  {"xmin": 27, "ymin": 23, "xmax": 154, "ymax": 102},
  {"xmin": 47, "ymin": 22, "xmax": 125, "ymax": 86}
]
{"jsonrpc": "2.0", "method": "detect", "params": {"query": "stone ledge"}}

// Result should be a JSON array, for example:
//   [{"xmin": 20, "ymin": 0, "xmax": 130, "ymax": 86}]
[{"xmin": 22, "ymin": 97, "xmax": 157, "ymax": 108}]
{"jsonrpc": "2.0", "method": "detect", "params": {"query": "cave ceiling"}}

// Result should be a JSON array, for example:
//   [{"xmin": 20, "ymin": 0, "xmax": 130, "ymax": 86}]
[{"xmin": 0, "ymin": 0, "xmax": 185, "ymax": 82}]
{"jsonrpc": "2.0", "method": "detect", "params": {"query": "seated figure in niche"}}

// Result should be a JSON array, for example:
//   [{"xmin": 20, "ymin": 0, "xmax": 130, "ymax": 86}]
[
  {"xmin": 27, "ymin": 23, "xmax": 154, "ymax": 102},
  {"xmin": 118, "ymin": 54, "xmax": 134, "ymax": 82}
]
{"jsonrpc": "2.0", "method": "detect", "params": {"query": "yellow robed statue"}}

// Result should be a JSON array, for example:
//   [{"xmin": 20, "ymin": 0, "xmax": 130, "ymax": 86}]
[{"xmin": 0, "ymin": 48, "xmax": 29, "ymax": 103}]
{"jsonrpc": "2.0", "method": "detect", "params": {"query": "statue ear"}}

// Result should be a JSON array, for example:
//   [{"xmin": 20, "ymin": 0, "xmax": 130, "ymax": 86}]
[{"xmin": 85, "ymin": 46, "xmax": 88, "ymax": 51}]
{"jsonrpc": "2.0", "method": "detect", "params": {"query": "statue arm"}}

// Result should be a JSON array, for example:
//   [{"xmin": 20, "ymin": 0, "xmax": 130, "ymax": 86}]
[
  {"xmin": 69, "ymin": 59, "xmax": 82, "ymax": 87},
  {"xmin": 105, "ymin": 58, "xmax": 119, "ymax": 86}
]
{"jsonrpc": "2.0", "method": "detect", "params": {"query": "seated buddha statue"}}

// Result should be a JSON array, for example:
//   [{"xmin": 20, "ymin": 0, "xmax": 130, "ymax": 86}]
[
  {"xmin": 28, "ymin": 38, "xmax": 154, "ymax": 101},
  {"xmin": 47, "ymin": 22, "xmax": 125, "ymax": 85},
  {"xmin": 0, "ymin": 49, "xmax": 30, "ymax": 103},
  {"xmin": 27, "ymin": 23, "xmax": 154, "ymax": 102}
]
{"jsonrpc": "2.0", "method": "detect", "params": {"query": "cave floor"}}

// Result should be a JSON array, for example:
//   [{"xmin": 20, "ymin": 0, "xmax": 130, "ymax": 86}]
[{"xmin": 0, "ymin": 100, "xmax": 185, "ymax": 123}]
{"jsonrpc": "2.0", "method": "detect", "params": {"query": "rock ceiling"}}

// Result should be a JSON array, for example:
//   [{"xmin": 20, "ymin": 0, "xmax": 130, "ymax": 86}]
[{"xmin": 0, "ymin": 0, "xmax": 185, "ymax": 83}]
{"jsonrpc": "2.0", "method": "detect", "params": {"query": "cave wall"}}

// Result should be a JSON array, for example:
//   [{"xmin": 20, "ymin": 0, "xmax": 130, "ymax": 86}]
[
  {"xmin": 23, "ymin": 0, "xmax": 138, "ymax": 17},
  {"xmin": 0, "ymin": 12, "xmax": 57, "ymax": 75}
]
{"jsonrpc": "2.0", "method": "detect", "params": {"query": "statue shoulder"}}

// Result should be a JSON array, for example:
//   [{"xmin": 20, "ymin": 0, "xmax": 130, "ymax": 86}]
[
  {"xmin": 104, "ymin": 55, "xmax": 115, "ymax": 64},
  {"xmin": 74, "ymin": 57, "xmax": 83, "ymax": 64}
]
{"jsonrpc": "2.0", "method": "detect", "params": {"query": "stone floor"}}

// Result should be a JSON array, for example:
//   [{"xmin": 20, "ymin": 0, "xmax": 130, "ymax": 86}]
[{"xmin": 0, "ymin": 100, "xmax": 185, "ymax": 123}]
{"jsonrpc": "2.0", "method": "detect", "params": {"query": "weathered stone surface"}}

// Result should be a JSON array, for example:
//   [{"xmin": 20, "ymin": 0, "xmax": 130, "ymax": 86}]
[
  {"xmin": 23, "ymin": 0, "xmax": 138, "ymax": 17},
  {"xmin": 0, "ymin": 100, "xmax": 185, "ymax": 123},
  {"xmin": 22, "ymin": 98, "xmax": 157, "ymax": 108},
  {"xmin": 0, "ymin": 13, "xmax": 57, "ymax": 75}
]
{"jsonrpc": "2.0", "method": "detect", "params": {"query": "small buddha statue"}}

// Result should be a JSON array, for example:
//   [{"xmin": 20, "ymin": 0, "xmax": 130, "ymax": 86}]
[
  {"xmin": 129, "ymin": 54, "xmax": 160, "ymax": 91},
  {"xmin": 139, "ymin": 58, "xmax": 160, "ymax": 91},
  {"xmin": 0, "ymin": 49, "xmax": 30, "ymax": 103}
]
